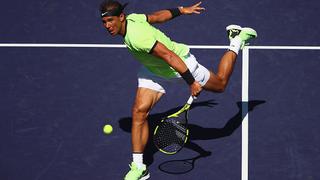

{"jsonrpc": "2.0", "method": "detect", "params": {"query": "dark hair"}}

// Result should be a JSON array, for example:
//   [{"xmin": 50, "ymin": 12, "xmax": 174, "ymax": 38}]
[{"xmin": 100, "ymin": 0, "xmax": 127, "ymax": 17}]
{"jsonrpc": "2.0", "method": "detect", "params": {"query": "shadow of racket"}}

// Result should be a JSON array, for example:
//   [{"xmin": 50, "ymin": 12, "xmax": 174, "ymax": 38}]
[{"xmin": 158, "ymin": 151, "xmax": 211, "ymax": 174}]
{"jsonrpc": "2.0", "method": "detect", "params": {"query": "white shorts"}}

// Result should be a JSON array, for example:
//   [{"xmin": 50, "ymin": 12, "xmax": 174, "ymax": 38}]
[{"xmin": 137, "ymin": 53, "xmax": 210, "ymax": 93}]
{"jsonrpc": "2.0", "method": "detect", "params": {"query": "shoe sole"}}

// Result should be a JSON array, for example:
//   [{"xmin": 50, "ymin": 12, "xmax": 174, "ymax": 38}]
[{"xmin": 226, "ymin": 24, "xmax": 242, "ymax": 31}]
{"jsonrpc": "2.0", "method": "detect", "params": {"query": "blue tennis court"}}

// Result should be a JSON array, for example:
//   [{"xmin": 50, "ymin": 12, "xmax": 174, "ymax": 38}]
[{"xmin": 1, "ymin": 0, "xmax": 320, "ymax": 179}]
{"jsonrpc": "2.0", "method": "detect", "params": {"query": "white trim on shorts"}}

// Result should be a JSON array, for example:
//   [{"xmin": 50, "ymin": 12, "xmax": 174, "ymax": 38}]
[{"xmin": 137, "ymin": 53, "xmax": 210, "ymax": 93}]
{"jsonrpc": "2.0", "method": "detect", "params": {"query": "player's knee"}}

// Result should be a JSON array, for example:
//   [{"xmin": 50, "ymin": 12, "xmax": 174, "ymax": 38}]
[
  {"xmin": 216, "ymin": 86, "xmax": 226, "ymax": 93},
  {"xmin": 205, "ymin": 75, "xmax": 228, "ymax": 93},
  {"xmin": 217, "ymin": 83, "xmax": 227, "ymax": 93},
  {"xmin": 132, "ymin": 105, "xmax": 148, "ymax": 120},
  {"xmin": 206, "ymin": 82, "xmax": 226, "ymax": 93}
]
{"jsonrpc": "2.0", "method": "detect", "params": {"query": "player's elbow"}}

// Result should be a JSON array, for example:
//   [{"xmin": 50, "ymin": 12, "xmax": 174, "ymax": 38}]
[{"xmin": 163, "ymin": 54, "xmax": 175, "ymax": 64}]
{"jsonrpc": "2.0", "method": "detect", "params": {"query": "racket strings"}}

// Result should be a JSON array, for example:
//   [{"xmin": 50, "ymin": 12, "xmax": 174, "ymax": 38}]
[{"xmin": 154, "ymin": 115, "xmax": 188, "ymax": 153}]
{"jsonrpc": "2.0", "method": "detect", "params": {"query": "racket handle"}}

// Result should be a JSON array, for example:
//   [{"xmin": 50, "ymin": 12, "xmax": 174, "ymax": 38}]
[{"xmin": 187, "ymin": 95, "xmax": 196, "ymax": 105}]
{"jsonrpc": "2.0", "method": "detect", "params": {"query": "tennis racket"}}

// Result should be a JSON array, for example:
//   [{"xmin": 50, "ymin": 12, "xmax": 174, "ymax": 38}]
[{"xmin": 153, "ymin": 95, "xmax": 195, "ymax": 155}]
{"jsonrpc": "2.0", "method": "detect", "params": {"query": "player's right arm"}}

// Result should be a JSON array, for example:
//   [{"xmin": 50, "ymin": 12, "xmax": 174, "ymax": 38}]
[
  {"xmin": 147, "ymin": 2, "xmax": 205, "ymax": 24},
  {"xmin": 151, "ymin": 41, "xmax": 202, "ymax": 97}
]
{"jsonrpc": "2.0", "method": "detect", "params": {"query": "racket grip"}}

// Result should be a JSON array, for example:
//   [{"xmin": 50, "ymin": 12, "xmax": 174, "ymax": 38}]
[{"xmin": 187, "ymin": 96, "xmax": 196, "ymax": 105}]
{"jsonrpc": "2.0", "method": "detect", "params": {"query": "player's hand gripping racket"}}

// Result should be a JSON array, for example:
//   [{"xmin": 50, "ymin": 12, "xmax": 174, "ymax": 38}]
[{"xmin": 153, "ymin": 95, "xmax": 196, "ymax": 155}]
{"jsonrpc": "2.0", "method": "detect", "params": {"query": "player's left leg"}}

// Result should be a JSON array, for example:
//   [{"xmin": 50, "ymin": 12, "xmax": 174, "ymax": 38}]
[
  {"xmin": 203, "ymin": 25, "xmax": 257, "ymax": 92},
  {"xmin": 202, "ymin": 51, "xmax": 237, "ymax": 92}
]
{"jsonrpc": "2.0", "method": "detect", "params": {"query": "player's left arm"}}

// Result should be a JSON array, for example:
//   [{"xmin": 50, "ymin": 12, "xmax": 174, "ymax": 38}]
[{"xmin": 147, "ymin": 1, "xmax": 205, "ymax": 24}]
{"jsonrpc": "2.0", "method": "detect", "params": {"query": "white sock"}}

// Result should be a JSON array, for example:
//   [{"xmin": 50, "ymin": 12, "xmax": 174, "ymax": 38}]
[
  {"xmin": 228, "ymin": 36, "xmax": 242, "ymax": 55},
  {"xmin": 132, "ymin": 153, "xmax": 144, "ymax": 169}
]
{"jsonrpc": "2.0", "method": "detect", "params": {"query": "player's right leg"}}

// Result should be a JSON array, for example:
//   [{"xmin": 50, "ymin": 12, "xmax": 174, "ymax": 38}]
[
  {"xmin": 124, "ymin": 87, "xmax": 162, "ymax": 180},
  {"xmin": 124, "ymin": 161, "xmax": 150, "ymax": 180},
  {"xmin": 131, "ymin": 87, "xmax": 163, "ymax": 153},
  {"xmin": 125, "ymin": 66, "xmax": 166, "ymax": 180}
]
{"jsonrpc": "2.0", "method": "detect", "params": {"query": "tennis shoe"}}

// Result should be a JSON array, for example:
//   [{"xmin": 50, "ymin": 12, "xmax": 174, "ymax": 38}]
[
  {"xmin": 226, "ymin": 25, "xmax": 257, "ymax": 48},
  {"xmin": 238, "ymin": 27, "xmax": 257, "ymax": 43},
  {"xmin": 238, "ymin": 27, "xmax": 257, "ymax": 48},
  {"xmin": 124, "ymin": 162, "xmax": 150, "ymax": 180},
  {"xmin": 226, "ymin": 24, "xmax": 242, "ymax": 41}
]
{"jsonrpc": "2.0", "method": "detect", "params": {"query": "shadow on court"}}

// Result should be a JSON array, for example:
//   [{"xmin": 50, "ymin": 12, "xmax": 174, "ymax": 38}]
[{"xmin": 118, "ymin": 99, "xmax": 266, "ymax": 170}]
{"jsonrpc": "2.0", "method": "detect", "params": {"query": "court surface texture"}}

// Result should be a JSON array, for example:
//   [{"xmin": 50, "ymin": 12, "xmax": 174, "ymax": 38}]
[{"xmin": 1, "ymin": 0, "xmax": 319, "ymax": 179}]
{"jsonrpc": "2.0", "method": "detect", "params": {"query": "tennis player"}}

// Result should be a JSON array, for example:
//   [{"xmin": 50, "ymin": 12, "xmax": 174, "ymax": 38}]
[{"xmin": 99, "ymin": 1, "xmax": 257, "ymax": 179}]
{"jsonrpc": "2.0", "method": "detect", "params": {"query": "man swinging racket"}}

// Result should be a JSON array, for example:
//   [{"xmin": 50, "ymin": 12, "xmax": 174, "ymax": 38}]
[{"xmin": 99, "ymin": 1, "xmax": 257, "ymax": 179}]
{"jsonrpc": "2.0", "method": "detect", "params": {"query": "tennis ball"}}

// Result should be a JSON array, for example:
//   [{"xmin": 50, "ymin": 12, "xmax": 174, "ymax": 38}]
[{"xmin": 103, "ymin": 124, "xmax": 113, "ymax": 134}]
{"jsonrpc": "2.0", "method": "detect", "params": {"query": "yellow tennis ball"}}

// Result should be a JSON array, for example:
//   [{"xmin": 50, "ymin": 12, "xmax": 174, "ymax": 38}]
[{"xmin": 103, "ymin": 124, "xmax": 113, "ymax": 134}]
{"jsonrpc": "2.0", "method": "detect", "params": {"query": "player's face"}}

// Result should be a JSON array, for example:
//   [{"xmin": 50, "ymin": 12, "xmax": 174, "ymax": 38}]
[{"xmin": 102, "ymin": 15, "xmax": 122, "ymax": 36}]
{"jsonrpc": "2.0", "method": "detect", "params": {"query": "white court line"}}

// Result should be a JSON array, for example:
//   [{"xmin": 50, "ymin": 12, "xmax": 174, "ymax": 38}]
[
  {"xmin": 241, "ymin": 46, "xmax": 320, "ymax": 180},
  {"xmin": 241, "ymin": 47, "xmax": 249, "ymax": 180},
  {"xmin": 0, "ymin": 43, "xmax": 225, "ymax": 49},
  {"xmin": 0, "ymin": 43, "xmax": 229, "ymax": 49},
  {"xmin": 249, "ymin": 46, "xmax": 320, "ymax": 50},
  {"xmin": 1, "ymin": 43, "xmax": 320, "ymax": 180},
  {"xmin": 0, "ymin": 43, "xmax": 126, "ymax": 48},
  {"xmin": 1, "ymin": 43, "xmax": 320, "ymax": 49}
]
